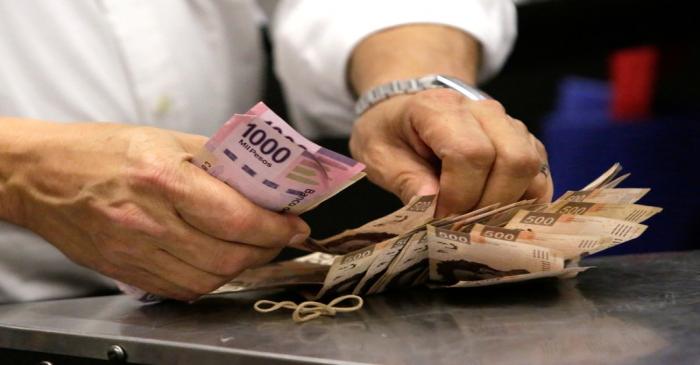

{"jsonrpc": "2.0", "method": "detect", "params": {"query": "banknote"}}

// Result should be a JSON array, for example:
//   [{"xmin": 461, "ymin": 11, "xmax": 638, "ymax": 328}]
[
  {"xmin": 430, "ymin": 203, "xmax": 500, "ymax": 228},
  {"xmin": 554, "ymin": 188, "xmax": 650, "ymax": 205},
  {"xmin": 367, "ymin": 231, "xmax": 429, "ymax": 294},
  {"xmin": 315, "ymin": 238, "xmax": 400, "ymax": 300},
  {"xmin": 352, "ymin": 233, "xmax": 414, "ymax": 295},
  {"xmin": 601, "ymin": 173, "xmax": 630, "ymax": 189},
  {"xmin": 244, "ymin": 103, "xmax": 369, "ymax": 211},
  {"xmin": 193, "ymin": 102, "xmax": 366, "ymax": 214},
  {"xmin": 544, "ymin": 201, "xmax": 662, "ymax": 223},
  {"xmin": 505, "ymin": 210, "xmax": 647, "ymax": 243},
  {"xmin": 426, "ymin": 225, "xmax": 565, "ymax": 285},
  {"xmin": 468, "ymin": 224, "xmax": 612, "ymax": 260},
  {"xmin": 197, "ymin": 163, "xmax": 661, "ymax": 304},
  {"xmin": 426, "ymin": 200, "xmax": 540, "ymax": 233},
  {"xmin": 411, "ymin": 267, "xmax": 430, "ymax": 287},
  {"xmin": 293, "ymin": 252, "xmax": 337, "ymax": 266},
  {"xmin": 211, "ymin": 259, "xmax": 328, "ymax": 295},
  {"xmin": 440, "ymin": 267, "xmax": 590, "ymax": 288},
  {"xmin": 581, "ymin": 163, "xmax": 623, "ymax": 191},
  {"xmin": 309, "ymin": 195, "xmax": 437, "ymax": 254},
  {"xmin": 446, "ymin": 199, "xmax": 539, "ymax": 231}
]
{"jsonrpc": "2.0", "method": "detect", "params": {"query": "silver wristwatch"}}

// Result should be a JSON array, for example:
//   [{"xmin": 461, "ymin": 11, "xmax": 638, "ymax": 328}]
[{"xmin": 354, "ymin": 74, "xmax": 490, "ymax": 115}]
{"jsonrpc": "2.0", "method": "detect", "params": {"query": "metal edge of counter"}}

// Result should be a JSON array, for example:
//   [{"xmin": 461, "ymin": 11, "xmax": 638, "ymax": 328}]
[{"xmin": 0, "ymin": 323, "xmax": 371, "ymax": 365}]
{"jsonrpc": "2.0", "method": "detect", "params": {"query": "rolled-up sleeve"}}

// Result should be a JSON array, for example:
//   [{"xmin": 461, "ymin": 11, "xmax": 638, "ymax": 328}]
[{"xmin": 272, "ymin": 0, "xmax": 517, "ymax": 138}]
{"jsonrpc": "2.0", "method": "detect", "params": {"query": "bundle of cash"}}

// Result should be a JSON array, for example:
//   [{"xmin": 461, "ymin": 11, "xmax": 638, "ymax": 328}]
[
  {"xmin": 193, "ymin": 102, "xmax": 366, "ymax": 213},
  {"xmin": 213, "ymin": 163, "xmax": 662, "ymax": 299}
]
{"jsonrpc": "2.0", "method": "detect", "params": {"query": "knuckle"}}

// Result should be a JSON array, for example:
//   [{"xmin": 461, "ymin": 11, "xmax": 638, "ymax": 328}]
[
  {"xmin": 103, "ymin": 203, "xmax": 167, "ymax": 239},
  {"xmin": 533, "ymin": 137, "xmax": 549, "ymax": 157},
  {"xmin": 535, "ymin": 138, "xmax": 546, "ymax": 151},
  {"xmin": 500, "ymin": 148, "xmax": 541, "ymax": 177},
  {"xmin": 442, "ymin": 142, "xmax": 496, "ymax": 169},
  {"xmin": 362, "ymin": 144, "xmax": 390, "ymax": 169},
  {"xmin": 228, "ymin": 209, "xmax": 257, "ymax": 236},
  {"xmin": 109, "ymin": 204, "xmax": 144, "ymax": 227},
  {"xmin": 393, "ymin": 170, "xmax": 420, "ymax": 202},
  {"xmin": 209, "ymin": 251, "xmax": 247, "ymax": 277},
  {"xmin": 127, "ymin": 153, "xmax": 182, "ymax": 193},
  {"xmin": 511, "ymin": 118, "xmax": 528, "ymax": 131}
]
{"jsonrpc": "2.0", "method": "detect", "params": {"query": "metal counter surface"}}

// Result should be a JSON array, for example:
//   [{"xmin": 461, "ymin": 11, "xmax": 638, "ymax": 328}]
[{"xmin": 0, "ymin": 251, "xmax": 699, "ymax": 365}]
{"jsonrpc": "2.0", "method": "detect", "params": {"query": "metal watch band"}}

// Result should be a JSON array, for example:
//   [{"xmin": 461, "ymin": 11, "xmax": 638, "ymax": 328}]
[{"xmin": 354, "ymin": 74, "xmax": 490, "ymax": 115}]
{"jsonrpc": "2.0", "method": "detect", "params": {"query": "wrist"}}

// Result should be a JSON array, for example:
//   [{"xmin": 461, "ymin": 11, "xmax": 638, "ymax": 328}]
[
  {"xmin": 0, "ymin": 117, "xmax": 54, "ymax": 226},
  {"xmin": 348, "ymin": 24, "xmax": 480, "ymax": 97},
  {"xmin": 0, "ymin": 120, "xmax": 135, "ymax": 230}
]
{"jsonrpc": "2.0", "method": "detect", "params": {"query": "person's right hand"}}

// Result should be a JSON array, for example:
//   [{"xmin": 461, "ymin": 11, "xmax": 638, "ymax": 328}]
[{"xmin": 8, "ymin": 121, "xmax": 310, "ymax": 301}]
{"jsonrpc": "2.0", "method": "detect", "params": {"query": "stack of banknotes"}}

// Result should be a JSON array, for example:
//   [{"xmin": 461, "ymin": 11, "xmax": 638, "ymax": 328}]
[
  {"xmin": 196, "ymin": 103, "xmax": 662, "ymax": 300},
  {"xmin": 194, "ymin": 102, "xmax": 366, "ymax": 214}
]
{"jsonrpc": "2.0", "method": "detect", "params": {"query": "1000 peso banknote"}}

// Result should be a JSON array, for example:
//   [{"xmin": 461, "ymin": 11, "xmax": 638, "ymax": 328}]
[{"xmin": 194, "ymin": 102, "xmax": 366, "ymax": 214}]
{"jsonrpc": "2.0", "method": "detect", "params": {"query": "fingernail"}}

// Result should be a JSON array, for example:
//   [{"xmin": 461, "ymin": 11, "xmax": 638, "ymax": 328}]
[{"xmin": 289, "ymin": 233, "xmax": 309, "ymax": 247}]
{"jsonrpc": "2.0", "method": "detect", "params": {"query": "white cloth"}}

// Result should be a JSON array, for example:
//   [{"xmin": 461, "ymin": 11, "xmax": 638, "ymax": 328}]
[
  {"xmin": 274, "ymin": 0, "xmax": 517, "ymax": 138},
  {"xmin": 0, "ymin": 0, "xmax": 516, "ymax": 303}
]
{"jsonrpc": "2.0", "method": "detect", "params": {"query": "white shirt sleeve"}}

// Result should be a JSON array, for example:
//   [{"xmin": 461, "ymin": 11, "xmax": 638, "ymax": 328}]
[{"xmin": 272, "ymin": 0, "xmax": 517, "ymax": 139}]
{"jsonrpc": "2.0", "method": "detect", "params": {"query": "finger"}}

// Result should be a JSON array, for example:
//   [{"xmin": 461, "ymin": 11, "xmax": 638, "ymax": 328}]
[
  {"xmin": 358, "ymin": 140, "xmax": 439, "ymax": 204},
  {"xmin": 173, "ymin": 162, "xmax": 310, "ymax": 248},
  {"xmin": 472, "ymin": 111, "xmax": 541, "ymax": 208},
  {"xmin": 523, "ymin": 135, "xmax": 554, "ymax": 202},
  {"xmin": 409, "ymin": 101, "xmax": 495, "ymax": 217},
  {"xmin": 157, "ymin": 220, "xmax": 283, "ymax": 277},
  {"xmin": 137, "ymin": 247, "xmax": 231, "ymax": 296},
  {"xmin": 106, "ymin": 262, "xmax": 200, "ymax": 301},
  {"xmin": 523, "ymin": 172, "xmax": 552, "ymax": 203}
]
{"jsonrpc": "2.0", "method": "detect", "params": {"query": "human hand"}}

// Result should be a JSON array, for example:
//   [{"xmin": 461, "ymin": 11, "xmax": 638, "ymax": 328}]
[
  {"xmin": 11, "ymin": 122, "xmax": 310, "ymax": 301},
  {"xmin": 349, "ymin": 89, "xmax": 553, "ymax": 217}
]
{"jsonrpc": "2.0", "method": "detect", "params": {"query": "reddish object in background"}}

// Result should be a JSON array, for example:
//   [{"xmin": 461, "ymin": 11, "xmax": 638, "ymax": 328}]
[{"xmin": 610, "ymin": 45, "xmax": 659, "ymax": 121}]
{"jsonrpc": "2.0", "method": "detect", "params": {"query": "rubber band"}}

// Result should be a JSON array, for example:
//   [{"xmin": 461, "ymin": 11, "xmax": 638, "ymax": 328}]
[{"xmin": 254, "ymin": 295, "xmax": 364, "ymax": 323}]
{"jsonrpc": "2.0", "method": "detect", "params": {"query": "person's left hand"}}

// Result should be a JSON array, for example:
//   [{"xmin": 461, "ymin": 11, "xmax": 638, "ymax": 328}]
[{"xmin": 349, "ymin": 88, "xmax": 553, "ymax": 217}]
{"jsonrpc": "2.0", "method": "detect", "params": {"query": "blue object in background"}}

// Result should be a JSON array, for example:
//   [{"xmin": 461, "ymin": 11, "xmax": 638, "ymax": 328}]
[{"xmin": 542, "ymin": 77, "xmax": 700, "ymax": 254}]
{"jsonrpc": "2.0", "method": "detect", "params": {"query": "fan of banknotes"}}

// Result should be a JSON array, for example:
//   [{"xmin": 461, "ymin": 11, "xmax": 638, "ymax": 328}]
[{"xmin": 193, "ymin": 102, "xmax": 662, "ymax": 301}]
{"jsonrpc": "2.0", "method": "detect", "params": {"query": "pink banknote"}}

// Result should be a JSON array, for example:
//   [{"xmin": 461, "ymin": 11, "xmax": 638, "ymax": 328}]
[{"xmin": 194, "ymin": 102, "xmax": 366, "ymax": 213}]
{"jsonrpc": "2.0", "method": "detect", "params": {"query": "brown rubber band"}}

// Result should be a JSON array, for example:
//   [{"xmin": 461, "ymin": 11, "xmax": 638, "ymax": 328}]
[{"xmin": 254, "ymin": 295, "xmax": 364, "ymax": 323}]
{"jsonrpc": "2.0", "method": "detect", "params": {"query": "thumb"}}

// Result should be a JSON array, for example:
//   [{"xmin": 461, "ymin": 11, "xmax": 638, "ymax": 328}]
[
  {"xmin": 170, "ymin": 131, "xmax": 310, "ymax": 246},
  {"xmin": 372, "ymin": 147, "xmax": 439, "ymax": 204},
  {"xmin": 174, "ymin": 162, "xmax": 310, "ymax": 248}
]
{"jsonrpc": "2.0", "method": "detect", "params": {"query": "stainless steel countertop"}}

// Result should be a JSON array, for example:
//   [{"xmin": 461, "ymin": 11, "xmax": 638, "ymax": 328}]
[{"xmin": 1, "ymin": 251, "xmax": 699, "ymax": 365}]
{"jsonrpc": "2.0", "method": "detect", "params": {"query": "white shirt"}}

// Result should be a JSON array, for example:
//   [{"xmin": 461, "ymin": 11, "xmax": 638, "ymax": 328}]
[{"xmin": 0, "ymin": 0, "xmax": 516, "ymax": 303}]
